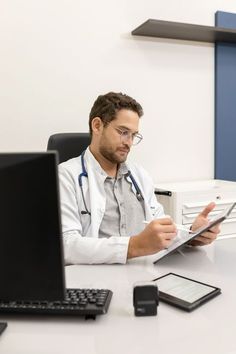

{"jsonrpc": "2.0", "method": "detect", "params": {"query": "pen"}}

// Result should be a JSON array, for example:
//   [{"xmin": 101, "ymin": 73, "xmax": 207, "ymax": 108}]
[{"xmin": 142, "ymin": 220, "xmax": 194, "ymax": 233}]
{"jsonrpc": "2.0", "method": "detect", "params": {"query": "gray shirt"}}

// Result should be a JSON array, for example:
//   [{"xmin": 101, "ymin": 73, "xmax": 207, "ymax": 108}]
[{"xmin": 99, "ymin": 163, "xmax": 146, "ymax": 238}]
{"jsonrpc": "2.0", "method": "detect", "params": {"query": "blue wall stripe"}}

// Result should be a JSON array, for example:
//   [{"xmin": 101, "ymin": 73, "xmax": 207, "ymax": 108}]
[{"xmin": 215, "ymin": 11, "xmax": 236, "ymax": 181}]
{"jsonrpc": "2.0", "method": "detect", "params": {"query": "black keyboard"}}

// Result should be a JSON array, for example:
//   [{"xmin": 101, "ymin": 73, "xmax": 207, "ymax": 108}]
[{"xmin": 0, "ymin": 288, "xmax": 113, "ymax": 319}]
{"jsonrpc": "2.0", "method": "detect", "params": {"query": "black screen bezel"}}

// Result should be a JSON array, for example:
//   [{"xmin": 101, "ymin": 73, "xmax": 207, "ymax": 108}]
[{"xmin": 153, "ymin": 273, "xmax": 221, "ymax": 311}]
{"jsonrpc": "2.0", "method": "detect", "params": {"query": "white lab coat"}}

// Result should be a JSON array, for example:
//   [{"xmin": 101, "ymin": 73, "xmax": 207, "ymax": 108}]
[{"xmin": 59, "ymin": 148, "xmax": 164, "ymax": 264}]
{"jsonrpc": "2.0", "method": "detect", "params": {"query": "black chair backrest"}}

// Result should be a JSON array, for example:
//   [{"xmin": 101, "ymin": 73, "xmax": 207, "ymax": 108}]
[{"xmin": 47, "ymin": 133, "xmax": 91, "ymax": 163}]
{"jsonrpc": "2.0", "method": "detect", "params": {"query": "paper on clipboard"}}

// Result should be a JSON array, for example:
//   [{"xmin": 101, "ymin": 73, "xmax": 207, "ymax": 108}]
[{"xmin": 153, "ymin": 202, "xmax": 236, "ymax": 264}]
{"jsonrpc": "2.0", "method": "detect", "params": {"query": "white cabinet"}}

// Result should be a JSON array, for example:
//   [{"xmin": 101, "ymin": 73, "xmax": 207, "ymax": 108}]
[{"xmin": 155, "ymin": 179, "xmax": 236, "ymax": 239}]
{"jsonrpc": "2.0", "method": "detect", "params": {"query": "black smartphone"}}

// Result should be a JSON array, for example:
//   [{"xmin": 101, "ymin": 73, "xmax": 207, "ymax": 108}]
[
  {"xmin": 153, "ymin": 273, "xmax": 221, "ymax": 311},
  {"xmin": 0, "ymin": 322, "xmax": 7, "ymax": 335}
]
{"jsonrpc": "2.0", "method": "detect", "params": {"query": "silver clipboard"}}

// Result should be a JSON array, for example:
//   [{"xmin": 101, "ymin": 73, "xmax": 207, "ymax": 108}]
[{"xmin": 153, "ymin": 202, "xmax": 236, "ymax": 264}]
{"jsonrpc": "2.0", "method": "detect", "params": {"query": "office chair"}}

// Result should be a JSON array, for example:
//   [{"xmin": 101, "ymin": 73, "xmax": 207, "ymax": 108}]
[{"xmin": 47, "ymin": 133, "xmax": 91, "ymax": 163}]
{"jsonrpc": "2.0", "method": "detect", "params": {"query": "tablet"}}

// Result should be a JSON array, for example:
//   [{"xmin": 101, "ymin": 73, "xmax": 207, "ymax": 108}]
[
  {"xmin": 153, "ymin": 273, "xmax": 221, "ymax": 311},
  {"xmin": 153, "ymin": 202, "xmax": 236, "ymax": 264}
]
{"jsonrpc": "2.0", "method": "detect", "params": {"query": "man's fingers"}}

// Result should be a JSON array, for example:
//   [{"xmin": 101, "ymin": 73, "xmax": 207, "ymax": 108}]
[
  {"xmin": 165, "ymin": 232, "xmax": 178, "ymax": 240},
  {"xmin": 150, "ymin": 218, "xmax": 177, "ymax": 233},
  {"xmin": 208, "ymin": 224, "xmax": 221, "ymax": 234},
  {"xmin": 199, "ymin": 202, "xmax": 216, "ymax": 218},
  {"xmin": 199, "ymin": 229, "xmax": 218, "ymax": 240},
  {"xmin": 152, "ymin": 217, "xmax": 173, "ymax": 225}
]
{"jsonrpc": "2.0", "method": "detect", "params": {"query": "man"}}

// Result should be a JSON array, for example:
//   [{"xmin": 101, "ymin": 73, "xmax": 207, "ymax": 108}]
[{"xmin": 59, "ymin": 92, "xmax": 220, "ymax": 264}]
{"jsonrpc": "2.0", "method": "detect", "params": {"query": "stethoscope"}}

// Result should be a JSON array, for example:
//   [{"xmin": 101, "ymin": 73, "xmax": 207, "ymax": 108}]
[{"xmin": 78, "ymin": 151, "xmax": 144, "ymax": 215}]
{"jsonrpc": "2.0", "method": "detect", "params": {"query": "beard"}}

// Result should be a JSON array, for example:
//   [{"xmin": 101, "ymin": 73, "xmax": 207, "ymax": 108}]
[{"xmin": 99, "ymin": 142, "xmax": 130, "ymax": 164}]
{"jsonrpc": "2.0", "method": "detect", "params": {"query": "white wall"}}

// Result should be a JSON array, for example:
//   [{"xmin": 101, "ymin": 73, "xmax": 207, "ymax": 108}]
[{"xmin": 1, "ymin": 0, "xmax": 236, "ymax": 183}]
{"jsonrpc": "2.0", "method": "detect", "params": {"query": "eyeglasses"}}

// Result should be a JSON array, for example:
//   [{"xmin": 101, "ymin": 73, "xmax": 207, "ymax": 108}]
[{"xmin": 114, "ymin": 127, "xmax": 143, "ymax": 146}]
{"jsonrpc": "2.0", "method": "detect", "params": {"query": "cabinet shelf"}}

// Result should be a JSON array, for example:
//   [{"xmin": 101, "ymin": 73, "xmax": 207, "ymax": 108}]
[{"xmin": 132, "ymin": 19, "xmax": 236, "ymax": 43}]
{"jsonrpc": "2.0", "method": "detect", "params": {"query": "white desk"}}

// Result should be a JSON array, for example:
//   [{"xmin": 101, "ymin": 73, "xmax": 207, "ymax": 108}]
[{"xmin": 1, "ymin": 238, "xmax": 236, "ymax": 354}]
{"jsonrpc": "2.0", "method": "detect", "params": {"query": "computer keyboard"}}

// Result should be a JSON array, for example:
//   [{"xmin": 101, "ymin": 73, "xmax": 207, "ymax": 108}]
[{"xmin": 0, "ymin": 288, "xmax": 113, "ymax": 319}]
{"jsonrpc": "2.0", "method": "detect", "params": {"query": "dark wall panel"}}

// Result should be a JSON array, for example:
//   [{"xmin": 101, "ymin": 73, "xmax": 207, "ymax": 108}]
[{"xmin": 215, "ymin": 11, "xmax": 236, "ymax": 181}]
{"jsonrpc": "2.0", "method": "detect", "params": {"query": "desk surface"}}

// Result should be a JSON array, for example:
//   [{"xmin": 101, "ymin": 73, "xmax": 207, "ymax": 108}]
[{"xmin": 1, "ymin": 238, "xmax": 236, "ymax": 354}]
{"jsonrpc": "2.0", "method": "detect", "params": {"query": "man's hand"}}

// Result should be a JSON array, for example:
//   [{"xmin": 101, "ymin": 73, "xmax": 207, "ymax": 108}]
[
  {"xmin": 127, "ymin": 217, "xmax": 177, "ymax": 259},
  {"xmin": 189, "ymin": 202, "xmax": 221, "ymax": 246}
]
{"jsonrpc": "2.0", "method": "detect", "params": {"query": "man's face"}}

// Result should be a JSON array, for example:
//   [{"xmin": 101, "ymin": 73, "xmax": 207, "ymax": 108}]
[{"xmin": 99, "ymin": 109, "xmax": 140, "ymax": 164}]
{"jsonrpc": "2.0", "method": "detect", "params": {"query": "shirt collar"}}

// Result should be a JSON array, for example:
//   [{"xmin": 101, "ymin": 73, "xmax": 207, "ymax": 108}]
[{"xmin": 117, "ymin": 162, "xmax": 129, "ymax": 179}]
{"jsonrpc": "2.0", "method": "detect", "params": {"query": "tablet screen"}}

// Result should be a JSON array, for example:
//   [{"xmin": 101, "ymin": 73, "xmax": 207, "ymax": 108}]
[
  {"xmin": 156, "ymin": 273, "xmax": 215, "ymax": 303},
  {"xmin": 153, "ymin": 273, "xmax": 221, "ymax": 311}
]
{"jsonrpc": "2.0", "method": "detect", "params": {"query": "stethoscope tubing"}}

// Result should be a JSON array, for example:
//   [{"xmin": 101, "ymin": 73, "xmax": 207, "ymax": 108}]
[{"xmin": 78, "ymin": 151, "xmax": 144, "ymax": 215}]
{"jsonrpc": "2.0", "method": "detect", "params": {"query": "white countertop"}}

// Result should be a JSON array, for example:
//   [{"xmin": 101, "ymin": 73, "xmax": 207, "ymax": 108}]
[
  {"xmin": 155, "ymin": 179, "xmax": 236, "ymax": 192},
  {"xmin": 1, "ymin": 238, "xmax": 236, "ymax": 354}
]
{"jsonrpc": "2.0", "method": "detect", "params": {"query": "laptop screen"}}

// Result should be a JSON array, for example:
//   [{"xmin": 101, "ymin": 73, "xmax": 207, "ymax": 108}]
[{"xmin": 0, "ymin": 152, "xmax": 65, "ymax": 301}]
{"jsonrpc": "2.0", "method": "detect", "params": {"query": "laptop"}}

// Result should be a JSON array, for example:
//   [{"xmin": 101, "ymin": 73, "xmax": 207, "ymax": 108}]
[{"xmin": 0, "ymin": 152, "xmax": 112, "ymax": 318}]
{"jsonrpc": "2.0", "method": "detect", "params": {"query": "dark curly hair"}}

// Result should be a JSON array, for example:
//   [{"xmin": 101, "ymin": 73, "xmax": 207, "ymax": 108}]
[{"xmin": 89, "ymin": 92, "xmax": 143, "ymax": 134}]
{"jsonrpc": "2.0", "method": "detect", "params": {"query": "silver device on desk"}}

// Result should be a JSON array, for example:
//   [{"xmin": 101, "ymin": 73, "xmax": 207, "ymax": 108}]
[{"xmin": 153, "ymin": 202, "xmax": 236, "ymax": 263}]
